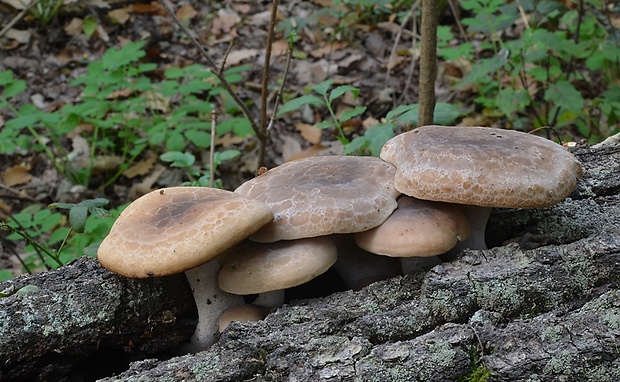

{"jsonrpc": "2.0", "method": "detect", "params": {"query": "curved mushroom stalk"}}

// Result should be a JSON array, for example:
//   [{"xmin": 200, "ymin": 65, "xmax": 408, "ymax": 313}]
[
  {"xmin": 332, "ymin": 235, "xmax": 402, "ymax": 290},
  {"xmin": 182, "ymin": 261, "xmax": 244, "ymax": 353},
  {"xmin": 451, "ymin": 205, "xmax": 492, "ymax": 251}
]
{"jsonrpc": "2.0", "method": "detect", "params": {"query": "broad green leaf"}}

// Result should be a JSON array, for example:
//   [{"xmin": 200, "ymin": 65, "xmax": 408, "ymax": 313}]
[
  {"xmin": 310, "ymin": 79, "xmax": 334, "ymax": 96},
  {"xmin": 184, "ymin": 130, "xmax": 211, "ymax": 148},
  {"xmin": 339, "ymin": 106, "xmax": 366, "ymax": 122},
  {"xmin": 277, "ymin": 94, "xmax": 324, "ymax": 116},
  {"xmin": 69, "ymin": 205, "xmax": 88, "ymax": 233},
  {"xmin": 545, "ymin": 80, "xmax": 584, "ymax": 111},
  {"xmin": 77, "ymin": 198, "xmax": 109, "ymax": 209},
  {"xmin": 329, "ymin": 85, "xmax": 359, "ymax": 104},
  {"xmin": 315, "ymin": 120, "xmax": 334, "ymax": 129},
  {"xmin": 3, "ymin": 78, "xmax": 26, "ymax": 98}
]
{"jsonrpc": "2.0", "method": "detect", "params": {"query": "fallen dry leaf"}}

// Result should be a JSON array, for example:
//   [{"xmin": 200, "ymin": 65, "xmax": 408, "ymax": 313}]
[
  {"xmin": 4, "ymin": 29, "xmax": 31, "ymax": 44},
  {"xmin": 0, "ymin": 199, "xmax": 11, "ymax": 219},
  {"xmin": 295, "ymin": 123, "xmax": 322, "ymax": 145},
  {"xmin": 123, "ymin": 152, "xmax": 157, "ymax": 179},
  {"xmin": 2, "ymin": 164, "xmax": 32, "ymax": 187},
  {"xmin": 288, "ymin": 145, "xmax": 328, "ymax": 161},
  {"xmin": 225, "ymin": 48, "xmax": 260, "ymax": 67},
  {"xmin": 108, "ymin": 8, "xmax": 130, "ymax": 25},
  {"xmin": 92, "ymin": 155, "xmax": 122, "ymax": 175},
  {"xmin": 216, "ymin": 133, "xmax": 244, "ymax": 147},
  {"xmin": 310, "ymin": 41, "xmax": 348, "ymax": 58},
  {"xmin": 176, "ymin": 4, "xmax": 197, "ymax": 24},
  {"xmin": 64, "ymin": 18, "xmax": 84, "ymax": 36},
  {"xmin": 129, "ymin": 2, "xmax": 165, "ymax": 15},
  {"xmin": 211, "ymin": 9, "xmax": 241, "ymax": 36}
]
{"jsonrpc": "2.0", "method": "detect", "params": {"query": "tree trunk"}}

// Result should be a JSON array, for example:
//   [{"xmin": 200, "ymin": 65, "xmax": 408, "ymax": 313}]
[{"xmin": 2, "ymin": 143, "xmax": 619, "ymax": 382}]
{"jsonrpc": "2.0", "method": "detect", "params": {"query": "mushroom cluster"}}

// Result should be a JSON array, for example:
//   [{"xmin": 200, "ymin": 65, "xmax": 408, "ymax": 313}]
[{"xmin": 97, "ymin": 125, "xmax": 582, "ymax": 353}]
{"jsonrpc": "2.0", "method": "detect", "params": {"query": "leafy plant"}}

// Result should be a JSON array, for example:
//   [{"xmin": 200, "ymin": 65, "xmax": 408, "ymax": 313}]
[
  {"xmin": 0, "ymin": 199, "xmax": 113, "ymax": 275},
  {"xmin": 160, "ymin": 149, "xmax": 241, "ymax": 188},
  {"xmin": 278, "ymin": 79, "xmax": 367, "ymax": 144},
  {"xmin": 0, "ymin": 42, "xmax": 254, "ymax": 188},
  {"xmin": 451, "ymin": 0, "xmax": 620, "ymax": 141}
]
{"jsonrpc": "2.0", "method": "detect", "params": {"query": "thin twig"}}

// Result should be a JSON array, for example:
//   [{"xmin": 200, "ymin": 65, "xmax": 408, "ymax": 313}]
[
  {"xmin": 267, "ymin": 45, "xmax": 294, "ymax": 133},
  {"xmin": 385, "ymin": 1, "xmax": 420, "ymax": 87},
  {"xmin": 158, "ymin": 0, "xmax": 264, "ymax": 141},
  {"xmin": 396, "ymin": 6, "xmax": 419, "ymax": 107},
  {"xmin": 258, "ymin": 0, "xmax": 280, "ymax": 166},
  {"xmin": 447, "ymin": 0, "xmax": 469, "ymax": 42},
  {"xmin": 0, "ymin": 0, "xmax": 42, "ymax": 37},
  {"xmin": 210, "ymin": 110, "xmax": 216, "ymax": 188}
]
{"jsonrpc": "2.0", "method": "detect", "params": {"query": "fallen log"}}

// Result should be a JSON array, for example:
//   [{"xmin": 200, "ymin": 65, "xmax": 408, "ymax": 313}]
[{"xmin": 1, "ymin": 143, "xmax": 619, "ymax": 381}]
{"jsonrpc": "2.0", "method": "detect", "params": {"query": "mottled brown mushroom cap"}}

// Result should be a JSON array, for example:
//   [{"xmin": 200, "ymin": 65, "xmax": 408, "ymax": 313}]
[
  {"xmin": 380, "ymin": 126, "xmax": 583, "ymax": 208},
  {"xmin": 354, "ymin": 196, "xmax": 471, "ymax": 257},
  {"xmin": 234, "ymin": 156, "xmax": 400, "ymax": 242},
  {"xmin": 218, "ymin": 237, "xmax": 337, "ymax": 295},
  {"xmin": 97, "ymin": 187, "xmax": 274, "ymax": 278}
]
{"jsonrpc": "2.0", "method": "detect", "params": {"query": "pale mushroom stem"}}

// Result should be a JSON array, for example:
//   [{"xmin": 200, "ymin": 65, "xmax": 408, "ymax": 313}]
[
  {"xmin": 453, "ymin": 205, "xmax": 492, "ymax": 251},
  {"xmin": 333, "ymin": 242, "xmax": 402, "ymax": 290},
  {"xmin": 252, "ymin": 290, "xmax": 285, "ymax": 308},
  {"xmin": 181, "ymin": 261, "xmax": 244, "ymax": 353}
]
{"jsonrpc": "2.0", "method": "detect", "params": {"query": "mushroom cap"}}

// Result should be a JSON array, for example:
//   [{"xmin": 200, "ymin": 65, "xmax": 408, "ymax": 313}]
[
  {"xmin": 380, "ymin": 126, "xmax": 583, "ymax": 208},
  {"xmin": 354, "ymin": 196, "xmax": 471, "ymax": 257},
  {"xmin": 234, "ymin": 156, "xmax": 400, "ymax": 242},
  {"xmin": 218, "ymin": 237, "xmax": 337, "ymax": 295},
  {"xmin": 97, "ymin": 187, "xmax": 274, "ymax": 278},
  {"xmin": 218, "ymin": 304, "xmax": 270, "ymax": 333}
]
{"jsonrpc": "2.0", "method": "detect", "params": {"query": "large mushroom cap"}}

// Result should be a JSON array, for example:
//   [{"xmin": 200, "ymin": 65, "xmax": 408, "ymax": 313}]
[
  {"xmin": 218, "ymin": 237, "xmax": 337, "ymax": 295},
  {"xmin": 354, "ymin": 196, "xmax": 471, "ymax": 258},
  {"xmin": 380, "ymin": 126, "xmax": 583, "ymax": 208},
  {"xmin": 234, "ymin": 156, "xmax": 400, "ymax": 242},
  {"xmin": 97, "ymin": 187, "xmax": 274, "ymax": 278}
]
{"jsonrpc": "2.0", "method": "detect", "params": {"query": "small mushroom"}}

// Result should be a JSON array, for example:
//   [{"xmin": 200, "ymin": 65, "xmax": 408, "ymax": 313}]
[
  {"xmin": 218, "ymin": 237, "xmax": 337, "ymax": 306},
  {"xmin": 218, "ymin": 304, "xmax": 270, "ymax": 333},
  {"xmin": 354, "ymin": 196, "xmax": 470, "ymax": 274},
  {"xmin": 97, "ymin": 187, "xmax": 274, "ymax": 352},
  {"xmin": 380, "ymin": 126, "xmax": 582, "ymax": 250},
  {"xmin": 234, "ymin": 156, "xmax": 400, "ymax": 242}
]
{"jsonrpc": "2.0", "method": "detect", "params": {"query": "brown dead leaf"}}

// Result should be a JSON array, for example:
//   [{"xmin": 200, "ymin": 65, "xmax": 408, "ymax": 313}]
[
  {"xmin": 295, "ymin": 123, "xmax": 322, "ymax": 145},
  {"xmin": 124, "ymin": 152, "xmax": 158, "ymax": 179},
  {"xmin": 2, "ymin": 164, "xmax": 32, "ymax": 187},
  {"xmin": 212, "ymin": 9, "xmax": 241, "ymax": 36},
  {"xmin": 129, "ymin": 2, "xmax": 165, "ymax": 15},
  {"xmin": 0, "ymin": 199, "xmax": 11, "ymax": 219},
  {"xmin": 288, "ymin": 145, "xmax": 328, "ymax": 161},
  {"xmin": 176, "ymin": 4, "xmax": 197, "ymax": 24},
  {"xmin": 143, "ymin": 90, "xmax": 169, "ymax": 112},
  {"xmin": 108, "ymin": 8, "xmax": 130, "ymax": 25},
  {"xmin": 128, "ymin": 164, "xmax": 165, "ymax": 199},
  {"xmin": 225, "ymin": 49, "xmax": 260, "ymax": 67},
  {"xmin": 310, "ymin": 41, "xmax": 348, "ymax": 58},
  {"xmin": 64, "ymin": 18, "xmax": 84, "ymax": 36},
  {"xmin": 92, "ymin": 155, "xmax": 122, "ymax": 175},
  {"xmin": 271, "ymin": 40, "xmax": 289, "ymax": 56},
  {"xmin": 106, "ymin": 88, "xmax": 133, "ymax": 100},
  {"xmin": 216, "ymin": 133, "xmax": 244, "ymax": 147},
  {"xmin": 5, "ymin": 29, "xmax": 31, "ymax": 44}
]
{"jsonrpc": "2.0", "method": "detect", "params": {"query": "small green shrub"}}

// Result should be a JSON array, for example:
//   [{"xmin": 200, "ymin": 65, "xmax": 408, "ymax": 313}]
[{"xmin": 450, "ymin": 0, "xmax": 620, "ymax": 141}]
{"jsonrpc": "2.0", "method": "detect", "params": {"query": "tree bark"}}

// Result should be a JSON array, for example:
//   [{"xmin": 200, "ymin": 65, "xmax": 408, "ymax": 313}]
[
  {"xmin": 0, "ymin": 258, "xmax": 197, "ymax": 381},
  {"xmin": 1, "ymin": 143, "xmax": 619, "ymax": 382}
]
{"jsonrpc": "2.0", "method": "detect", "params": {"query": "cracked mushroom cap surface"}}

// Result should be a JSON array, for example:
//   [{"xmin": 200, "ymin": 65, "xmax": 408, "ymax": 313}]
[
  {"xmin": 97, "ymin": 187, "xmax": 274, "ymax": 278},
  {"xmin": 218, "ymin": 236, "xmax": 338, "ymax": 295},
  {"xmin": 234, "ymin": 156, "xmax": 400, "ymax": 242},
  {"xmin": 354, "ymin": 196, "xmax": 471, "ymax": 258},
  {"xmin": 380, "ymin": 125, "xmax": 583, "ymax": 208}
]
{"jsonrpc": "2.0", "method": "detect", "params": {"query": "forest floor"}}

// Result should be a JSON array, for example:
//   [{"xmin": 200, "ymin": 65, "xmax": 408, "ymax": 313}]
[{"xmin": 0, "ymin": 0, "xmax": 617, "ymax": 279}]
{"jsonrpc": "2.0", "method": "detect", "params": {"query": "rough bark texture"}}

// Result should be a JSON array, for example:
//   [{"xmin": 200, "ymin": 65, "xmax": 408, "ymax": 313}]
[
  {"xmin": 0, "ymin": 258, "xmax": 197, "ymax": 381},
  {"xmin": 2, "ymin": 143, "xmax": 620, "ymax": 382}
]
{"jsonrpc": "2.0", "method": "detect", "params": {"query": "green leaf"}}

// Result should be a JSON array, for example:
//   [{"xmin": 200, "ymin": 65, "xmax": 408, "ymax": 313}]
[
  {"xmin": 309, "ymin": 79, "xmax": 334, "ymax": 96},
  {"xmin": 328, "ymin": 85, "xmax": 359, "ymax": 104},
  {"xmin": 215, "ymin": 149, "xmax": 241, "ymax": 163},
  {"xmin": 184, "ymin": 130, "xmax": 211, "ymax": 148},
  {"xmin": 458, "ymin": 49, "xmax": 509, "ymax": 87},
  {"xmin": 315, "ymin": 120, "xmax": 334, "ymax": 129},
  {"xmin": 69, "ymin": 205, "xmax": 88, "ymax": 233},
  {"xmin": 77, "ymin": 198, "xmax": 109, "ymax": 209},
  {"xmin": 3, "ymin": 78, "xmax": 26, "ymax": 98},
  {"xmin": 83, "ymin": 15, "xmax": 97, "ymax": 36},
  {"xmin": 277, "ymin": 94, "xmax": 324, "ymax": 116},
  {"xmin": 339, "ymin": 106, "xmax": 366, "ymax": 122},
  {"xmin": 545, "ymin": 80, "xmax": 584, "ymax": 112},
  {"xmin": 364, "ymin": 123, "xmax": 396, "ymax": 156}
]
